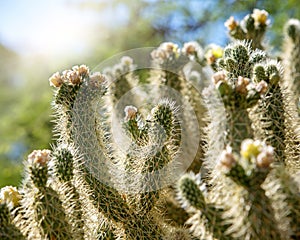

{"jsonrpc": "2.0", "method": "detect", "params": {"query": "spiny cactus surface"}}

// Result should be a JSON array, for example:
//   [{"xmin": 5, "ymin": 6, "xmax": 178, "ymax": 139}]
[{"xmin": 2, "ymin": 9, "xmax": 300, "ymax": 240}]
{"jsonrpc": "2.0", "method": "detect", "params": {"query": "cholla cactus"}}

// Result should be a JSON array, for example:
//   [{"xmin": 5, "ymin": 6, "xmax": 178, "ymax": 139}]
[
  {"xmin": 2, "ymin": 9, "xmax": 300, "ymax": 240},
  {"xmin": 151, "ymin": 41, "xmax": 211, "ymax": 174},
  {"xmin": 178, "ymin": 139, "xmax": 299, "ymax": 239},
  {"xmin": 18, "ymin": 149, "xmax": 73, "ymax": 239},
  {"xmin": 282, "ymin": 19, "xmax": 300, "ymax": 103},
  {"xmin": 50, "ymin": 65, "xmax": 184, "ymax": 239},
  {"xmin": 51, "ymin": 146, "xmax": 85, "ymax": 239},
  {"xmin": 183, "ymin": 10, "xmax": 300, "ymax": 240},
  {"xmin": 203, "ymin": 41, "xmax": 268, "ymax": 171},
  {"xmin": 0, "ymin": 186, "xmax": 25, "ymax": 240},
  {"xmin": 177, "ymin": 173, "xmax": 229, "ymax": 239},
  {"xmin": 250, "ymin": 60, "xmax": 300, "ymax": 171},
  {"xmin": 225, "ymin": 9, "xmax": 269, "ymax": 49}
]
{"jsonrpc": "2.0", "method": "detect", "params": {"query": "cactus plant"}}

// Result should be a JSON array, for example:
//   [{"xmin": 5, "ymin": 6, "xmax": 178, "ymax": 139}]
[
  {"xmin": 224, "ymin": 9, "xmax": 269, "ymax": 50},
  {"xmin": 282, "ymin": 19, "xmax": 300, "ymax": 106},
  {"xmin": 2, "ymin": 9, "xmax": 300, "ymax": 240},
  {"xmin": 0, "ymin": 186, "xmax": 25, "ymax": 240}
]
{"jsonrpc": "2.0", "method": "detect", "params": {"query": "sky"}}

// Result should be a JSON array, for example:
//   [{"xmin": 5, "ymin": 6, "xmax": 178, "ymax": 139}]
[
  {"xmin": 0, "ymin": 0, "xmax": 229, "ymax": 61},
  {"xmin": 0, "ymin": 0, "xmax": 128, "ymax": 59}
]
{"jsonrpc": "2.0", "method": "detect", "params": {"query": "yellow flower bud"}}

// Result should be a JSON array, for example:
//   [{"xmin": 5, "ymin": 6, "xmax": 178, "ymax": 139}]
[
  {"xmin": 225, "ymin": 16, "xmax": 238, "ymax": 31},
  {"xmin": 205, "ymin": 45, "xmax": 223, "ymax": 64},
  {"xmin": 240, "ymin": 139, "xmax": 263, "ymax": 159},
  {"xmin": 252, "ymin": 9, "xmax": 269, "ymax": 26},
  {"xmin": 0, "ymin": 186, "xmax": 21, "ymax": 209}
]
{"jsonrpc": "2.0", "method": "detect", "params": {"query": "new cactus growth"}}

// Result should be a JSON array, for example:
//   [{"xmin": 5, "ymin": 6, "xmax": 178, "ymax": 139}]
[{"xmin": 2, "ymin": 9, "xmax": 300, "ymax": 240}]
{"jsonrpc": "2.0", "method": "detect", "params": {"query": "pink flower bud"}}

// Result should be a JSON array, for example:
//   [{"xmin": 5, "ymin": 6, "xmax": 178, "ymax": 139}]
[
  {"xmin": 212, "ymin": 71, "xmax": 226, "ymax": 84},
  {"xmin": 124, "ymin": 105, "xmax": 138, "ymax": 121},
  {"xmin": 28, "ymin": 149, "xmax": 51, "ymax": 167},
  {"xmin": 256, "ymin": 146, "xmax": 274, "ymax": 168},
  {"xmin": 219, "ymin": 146, "xmax": 236, "ymax": 170}
]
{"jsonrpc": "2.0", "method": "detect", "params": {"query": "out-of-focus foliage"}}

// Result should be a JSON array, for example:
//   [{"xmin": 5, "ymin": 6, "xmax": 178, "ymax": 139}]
[
  {"xmin": 0, "ymin": 0, "xmax": 299, "ymax": 187},
  {"xmin": 0, "ymin": 44, "xmax": 53, "ymax": 187},
  {"xmin": 85, "ymin": 0, "xmax": 300, "ymax": 54}
]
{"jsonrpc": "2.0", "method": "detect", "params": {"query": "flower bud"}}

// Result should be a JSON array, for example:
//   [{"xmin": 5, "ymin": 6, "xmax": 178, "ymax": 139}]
[
  {"xmin": 252, "ymin": 9, "xmax": 269, "ymax": 26},
  {"xmin": 121, "ymin": 56, "xmax": 134, "ymax": 66},
  {"xmin": 78, "ymin": 64, "xmax": 89, "ymax": 76},
  {"xmin": 236, "ymin": 76, "xmax": 250, "ymax": 94},
  {"xmin": 160, "ymin": 42, "xmax": 178, "ymax": 53},
  {"xmin": 219, "ymin": 146, "xmax": 236, "ymax": 170},
  {"xmin": 89, "ymin": 72, "xmax": 106, "ymax": 88},
  {"xmin": 124, "ymin": 105, "xmax": 138, "ymax": 121},
  {"xmin": 49, "ymin": 72, "xmax": 63, "ymax": 87},
  {"xmin": 69, "ymin": 70, "xmax": 81, "ymax": 85},
  {"xmin": 255, "ymin": 80, "xmax": 268, "ymax": 95},
  {"xmin": 28, "ymin": 149, "xmax": 51, "ymax": 167},
  {"xmin": 0, "ymin": 186, "xmax": 21, "ymax": 209},
  {"xmin": 256, "ymin": 146, "xmax": 274, "ymax": 168},
  {"xmin": 240, "ymin": 139, "xmax": 262, "ymax": 159},
  {"xmin": 182, "ymin": 41, "xmax": 202, "ymax": 57},
  {"xmin": 225, "ymin": 16, "xmax": 238, "ymax": 31},
  {"xmin": 212, "ymin": 71, "xmax": 226, "ymax": 84}
]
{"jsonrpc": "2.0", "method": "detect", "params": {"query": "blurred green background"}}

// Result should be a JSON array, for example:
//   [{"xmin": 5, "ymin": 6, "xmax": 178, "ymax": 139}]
[{"xmin": 0, "ymin": 0, "xmax": 299, "ymax": 187}]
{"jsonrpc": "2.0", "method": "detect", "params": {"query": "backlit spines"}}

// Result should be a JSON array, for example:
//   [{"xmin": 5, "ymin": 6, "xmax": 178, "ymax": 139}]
[
  {"xmin": 204, "ymin": 41, "xmax": 267, "ymax": 161},
  {"xmin": 0, "ymin": 186, "xmax": 25, "ymax": 240},
  {"xmin": 7, "ymin": 15, "xmax": 300, "ymax": 238},
  {"xmin": 51, "ymin": 146, "xmax": 85, "ymax": 239},
  {"xmin": 250, "ymin": 60, "xmax": 300, "ymax": 170},
  {"xmin": 177, "ymin": 173, "xmax": 231, "ymax": 240},
  {"xmin": 19, "ymin": 149, "xmax": 73, "ymax": 239}
]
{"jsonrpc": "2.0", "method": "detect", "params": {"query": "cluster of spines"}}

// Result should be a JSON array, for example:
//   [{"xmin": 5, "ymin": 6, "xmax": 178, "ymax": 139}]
[
  {"xmin": 103, "ymin": 56, "xmax": 138, "ymax": 107},
  {"xmin": 250, "ymin": 61, "xmax": 286, "ymax": 161},
  {"xmin": 151, "ymin": 41, "xmax": 210, "ymax": 173},
  {"xmin": 250, "ymin": 59, "xmax": 300, "ymax": 171},
  {"xmin": 51, "ymin": 146, "xmax": 85, "ymax": 239},
  {"xmin": 123, "ymin": 100, "xmax": 180, "ymax": 214},
  {"xmin": 49, "ymin": 64, "xmax": 107, "ymax": 143}
]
